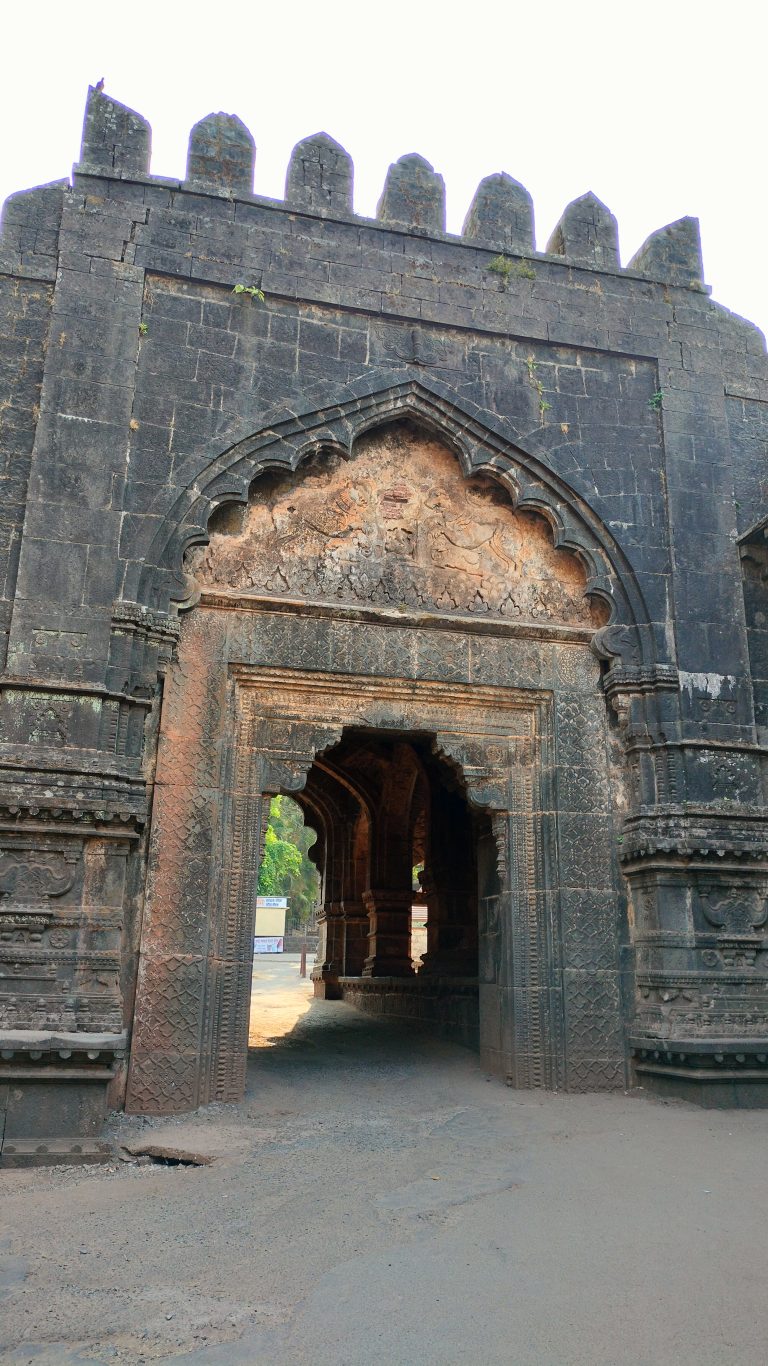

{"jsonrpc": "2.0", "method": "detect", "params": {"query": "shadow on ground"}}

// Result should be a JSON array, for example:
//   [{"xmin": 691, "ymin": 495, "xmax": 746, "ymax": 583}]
[{"xmin": 2, "ymin": 993, "xmax": 767, "ymax": 1365}]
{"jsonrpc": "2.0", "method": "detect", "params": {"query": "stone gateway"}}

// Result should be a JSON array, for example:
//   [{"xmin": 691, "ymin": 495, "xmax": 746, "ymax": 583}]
[{"xmin": 0, "ymin": 88, "xmax": 766, "ymax": 1162}]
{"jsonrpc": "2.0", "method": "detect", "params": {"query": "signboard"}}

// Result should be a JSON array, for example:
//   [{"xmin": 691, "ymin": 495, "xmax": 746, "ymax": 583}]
[
  {"xmin": 254, "ymin": 898, "xmax": 287, "ymax": 938},
  {"xmin": 254, "ymin": 936, "xmax": 284, "ymax": 954}
]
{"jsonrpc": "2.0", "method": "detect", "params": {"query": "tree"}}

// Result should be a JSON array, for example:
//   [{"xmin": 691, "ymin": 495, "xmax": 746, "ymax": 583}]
[{"xmin": 257, "ymin": 796, "xmax": 320, "ymax": 930}]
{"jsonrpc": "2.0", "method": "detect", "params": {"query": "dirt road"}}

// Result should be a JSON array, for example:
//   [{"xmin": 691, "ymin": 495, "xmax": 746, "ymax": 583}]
[{"xmin": 2, "ymin": 973, "xmax": 766, "ymax": 1364}]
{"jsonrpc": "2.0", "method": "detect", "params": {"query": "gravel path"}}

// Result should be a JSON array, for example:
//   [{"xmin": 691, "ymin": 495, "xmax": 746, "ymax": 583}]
[{"xmin": 1, "ymin": 989, "xmax": 767, "ymax": 1365}]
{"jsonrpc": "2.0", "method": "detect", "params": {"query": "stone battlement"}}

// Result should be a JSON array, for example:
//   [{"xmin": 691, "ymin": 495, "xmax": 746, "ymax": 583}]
[{"xmin": 0, "ymin": 86, "xmax": 718, "ymax": 299}]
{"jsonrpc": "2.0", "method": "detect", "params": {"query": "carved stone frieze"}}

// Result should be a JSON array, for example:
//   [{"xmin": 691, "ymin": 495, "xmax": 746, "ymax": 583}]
[
  {"xmin": 0, "ymin": 834, "xmax": 127, "ymax": 1035},
  {"xmin": 621, "ymin": 812, "xmax": 768, "ymax": 863},
  {"xmin": 186, "ymin": 426, "xmax": 606, "ymax": 627}
]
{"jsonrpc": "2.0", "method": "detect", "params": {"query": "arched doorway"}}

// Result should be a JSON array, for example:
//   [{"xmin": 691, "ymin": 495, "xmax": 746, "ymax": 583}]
[
  {"xmin": 283, "ymin": 729, "xmax": 486, "ymax": 1049},
  {"xmin": 124, "ymin": 420, "xmax": 629, "ymax": 1114}
]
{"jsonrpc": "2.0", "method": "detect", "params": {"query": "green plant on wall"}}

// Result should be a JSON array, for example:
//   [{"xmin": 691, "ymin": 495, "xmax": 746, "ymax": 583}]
[
  {"xmin": 232, "ymin": 283, "xmax": 265, "ymax": 302},
  {"xmin": 648, "ymin": 389, "xmax": 664, "ymax": 412},
  {"xmin": 487, "ymin": 254, "xmax": 536, "ymax": 290}
]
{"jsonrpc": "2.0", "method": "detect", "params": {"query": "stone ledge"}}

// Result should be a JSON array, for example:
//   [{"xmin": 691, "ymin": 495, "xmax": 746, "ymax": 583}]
[
  {"xmin": 0, "ymin": 1138, "xmax": 113, "ymax": 1167},
  {"xmin": 631, "ymin": 1037, "xmax": 768, "ymax": 1080},
  {"xmin": 0, "ymin": 1029, "xmax": 127, "ymax": 1053},
  {"xmin": 630, "ymin": 1038, "xmax": 768, "ymax": 1107}
]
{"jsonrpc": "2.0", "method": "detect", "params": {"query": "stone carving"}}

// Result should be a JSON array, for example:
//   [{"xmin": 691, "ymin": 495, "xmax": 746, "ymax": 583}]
[
  {"xmin": 699, "ymin": 884, "xmax": 768, "ymax": 934},
  {"xmin": 0, "ymin": 851, "xmax": 78, "ymax": 901},
  {"xmin": 129, "ymin": 652, "xmax": 626, "ymax": 1112},
  {"xmin": 717, "ymin": 940, "xmax": 763, "ymax": 969},
  {"xmin": 0, "ymin": 913, "xmax": 49, "ymax": 942},
  {"xmin": 186, "ymin": 426, "xmax": 602, "ymax": 626}
]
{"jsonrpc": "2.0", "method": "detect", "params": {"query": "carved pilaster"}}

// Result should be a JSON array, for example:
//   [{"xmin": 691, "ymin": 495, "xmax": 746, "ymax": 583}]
[{"xmin": 311, "ymin": 899, "xmax": 346, "ymax": 998}]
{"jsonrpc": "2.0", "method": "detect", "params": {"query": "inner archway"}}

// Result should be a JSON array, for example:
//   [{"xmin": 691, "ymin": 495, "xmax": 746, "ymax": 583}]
[
  {"xmin": 280, "ymin": 728, "xmax": 489, "ymax": 1051},
  {"xmin": 247, "ymin": 730, "xmax": 490, "ymax": 1057}
]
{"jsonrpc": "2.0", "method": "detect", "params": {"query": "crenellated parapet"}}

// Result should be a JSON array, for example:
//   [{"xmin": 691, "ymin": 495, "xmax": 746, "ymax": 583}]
[
  {"xmin": 62, "ymin": 85, "xmax": 712, "ymax": 289},
  {"xmin": 377, "ymin": 153, "xmax": 446, "ymax": 233},
  {"xmin": 462, "ymin": 172, "xmax": 535, "ymax": 254},
  {"xmin": 546, "ymin": 191, "xmax": 620, "ymax": 272},
  {"xmin": 628, "ymin": 215, "xmax": 705, "ymax": 288}
]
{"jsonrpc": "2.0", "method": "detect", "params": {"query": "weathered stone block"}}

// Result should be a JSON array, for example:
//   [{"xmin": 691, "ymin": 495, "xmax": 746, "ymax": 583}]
[
  {"xmin": 547, "ymin": 191, "xmax": 619, "ymax": 269},
  {"xmin": 377, "ymin": 154, "xmax": 446, "ymax": 232},
  {"xmin": 462, "ymin": 172, "xmax": 534, "ymax": 253},
  {"xmin": 285, "ymin": 132, "xmax": 353, "ymax": 214},
  {"xmin": 187, "ymin": 113, "xmax": 255, "ymax": 194}
]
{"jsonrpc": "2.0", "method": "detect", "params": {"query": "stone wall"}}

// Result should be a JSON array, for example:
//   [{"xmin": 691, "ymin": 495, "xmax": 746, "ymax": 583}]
[{"xmin": 0, "ymin": 85, "xmax": 767, "ymax": 1157}]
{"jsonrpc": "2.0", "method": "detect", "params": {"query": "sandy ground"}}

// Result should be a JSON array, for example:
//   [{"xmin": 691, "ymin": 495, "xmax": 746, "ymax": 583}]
[
  {"xmin": 2, "ymin": 956, "xmax": 767, "ymax": 1366},
  {"xmin": 247, "ymin": 953, "xmax": 314, "ymax": 1048}
]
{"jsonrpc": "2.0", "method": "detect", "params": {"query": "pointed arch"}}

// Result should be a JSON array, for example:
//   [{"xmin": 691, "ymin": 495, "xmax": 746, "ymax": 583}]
[{"xmin": 133, "ymin": 375, "xmax": 657, "ymax": 668}]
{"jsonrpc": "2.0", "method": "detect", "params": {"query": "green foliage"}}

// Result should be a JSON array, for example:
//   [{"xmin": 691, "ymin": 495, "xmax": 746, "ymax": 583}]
[
  {"xmin": 232, "ymin": 283, "xmax": 265, "ymax": 302},
  {"xmin": 648, "ymin": 389, "xmax": 664, "ymax": 412},
  {"xmin": 257, "ymin": 822, "xmax": 302, "ymax": 895},
  {"xmin": 487, "ymin": 254, "xmax": 536, "ymax": 288},
  {"xmin": 257, "ymin": 796, "xmax": 319, "ymax": 930},
  {"xmin": 138, "ymin": 321, "xmax": 148, "ymax": 335}
]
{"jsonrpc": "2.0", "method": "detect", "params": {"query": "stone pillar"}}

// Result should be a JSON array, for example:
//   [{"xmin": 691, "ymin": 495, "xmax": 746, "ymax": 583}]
[
  {"xmin": 362, "ymin": 889, "xmax": 415, "ymax": 978},
  {"xmin": 419, "ymin": 788, "xmax": 478, "ymax": 977},
  {"xmin": 420, "ymin": 888, "xmax": 478, "ymax": 976},
  {"xmin": 341, "ymin": 904, "xmax": 370, "ymax": 978},
  {"xmin": 311, "ymin": 900, "xmax": 345, "ymax": 999}
]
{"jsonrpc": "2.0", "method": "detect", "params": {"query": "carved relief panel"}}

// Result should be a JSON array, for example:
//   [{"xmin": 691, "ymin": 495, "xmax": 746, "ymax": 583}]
[
  {"xmin": 185, "ymin": 424, "xmax": 606, "ymax": 627},
  {"xmin": 0, "ymin": 838, "xmax": 126, "ymax": 1034}
]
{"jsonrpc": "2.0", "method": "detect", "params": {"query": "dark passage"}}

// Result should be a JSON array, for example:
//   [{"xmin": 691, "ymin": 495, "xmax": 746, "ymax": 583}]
[{"xmin": 279, "ymin": 729, "xmax": 494, "ymax": 1050}]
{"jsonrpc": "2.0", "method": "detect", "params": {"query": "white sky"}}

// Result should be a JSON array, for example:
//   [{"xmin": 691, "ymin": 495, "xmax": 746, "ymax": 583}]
[{"xmin": 2, "ymin": 0, "xmax": 767, "ymax": 341}]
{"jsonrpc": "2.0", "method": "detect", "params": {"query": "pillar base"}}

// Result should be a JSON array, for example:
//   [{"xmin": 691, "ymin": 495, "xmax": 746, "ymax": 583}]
[
  {"xmin": 312, "ymin": 977, "xmax": 343, "ymax": 1000},
  {"xmin": 630, "ymin": 1037, "xmax": 768, "ymax": 1108},
  {"xmin": 362, "ymin": 957, "xmax": 416, "ymax": 979},
  {"xmin": 419, "ymin": 950, "xmax": 476, "ymax": 976},
  {"xmin": 0, "ymin": 1030, "xmax": 127, "ymax": 1166}
]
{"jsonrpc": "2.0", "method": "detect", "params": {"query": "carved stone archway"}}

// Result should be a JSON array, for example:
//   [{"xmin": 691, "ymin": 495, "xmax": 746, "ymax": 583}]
[
  {"xmin": 125, "ymin": 420, "xmax": 628, "ymax": 1115},
  {"xmin": 127, "ymin": 662, "xmax": 558, "ymax": 1111}
]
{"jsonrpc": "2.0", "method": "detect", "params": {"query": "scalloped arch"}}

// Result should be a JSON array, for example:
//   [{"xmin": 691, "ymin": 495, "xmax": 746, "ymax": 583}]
[{"xmin": 135, "ymin": 376, "xmax": 656, "ymax": 665}]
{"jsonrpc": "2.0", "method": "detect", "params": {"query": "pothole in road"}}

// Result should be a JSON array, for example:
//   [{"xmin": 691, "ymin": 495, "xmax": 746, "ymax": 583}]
[{"xmin": 119, "ymin": 1143, "xmax": 214, "ymax": 1167}]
